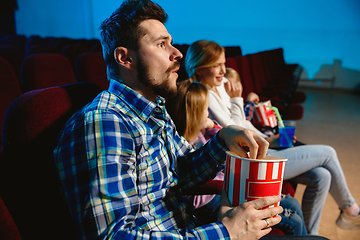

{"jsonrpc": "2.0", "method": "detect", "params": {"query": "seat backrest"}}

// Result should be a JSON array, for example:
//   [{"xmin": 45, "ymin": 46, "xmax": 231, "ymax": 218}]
[
  {"xmin": 1, "ymin": 34, "xmax": 27, "ymax": 55},
  {"xmin": 21, "ymin": 53, "xmax": 76, "ymax": 92},
  {"xmin": 1, "ymin": 82, "xmax": 102, "ymax": 240},
  {"xmin": 0, "ymin": 44, "xmax": 23, "ymax": 82},
  {"xmin": 260, "ymin": 48, "xmax": 286, "ymax": 82},
  {"xmin": 75, "ymin": 52, "xmax": 109, "ymax": 90},
  {"xmin": 235, "ymin": 55, "xmax": 256, "ymax": 98},
  {"xmin": 224, "ymin": 46, "xmax": 242, "ymax": 58},
  {"xmin": 25, "ymin": 45, "xmax": 60, "ymax": 56},
  {"xmin": 0, "ymin": 57, "xmax": 22, "ymax": 152},
  {"xmin": 225, "ymin": 57, "xmax": 240, "ymax": 74},
  {"xmin": 246, "ymin": 53, "xmax": 268, "ymax": 94},
  {"xmin": 61, "ymin": 44, "xmax": 89, "ymax": 70},
  {"xmin": 0, "ymin": 195, "xmax": 22, "ymax": 240}
]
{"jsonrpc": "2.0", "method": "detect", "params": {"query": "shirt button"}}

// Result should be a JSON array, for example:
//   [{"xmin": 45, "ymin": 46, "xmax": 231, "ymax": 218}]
[{"xmin": 154, "ymin": 107, "xmax": 161, "ymax": 113}]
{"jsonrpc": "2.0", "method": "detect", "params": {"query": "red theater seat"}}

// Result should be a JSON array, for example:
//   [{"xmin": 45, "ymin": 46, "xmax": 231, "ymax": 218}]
[
  {"xmin": 76, "ymin": 52, "xmax": 109, "ymax": 90},
  {"xmin": 25, "ymin": 45, "xmax": 60, "ymax": 56},
  {"xmin": 0, "ymin": 82, "xmax": 102, "ymax": 240},
  {"xmin": 0, "ymin": 58, "xmax": 22, "ymax": 152},
  {"xmin": 21, "ymin": 53, "xmax": 76, "ymax": 92},
  {"xmin": 0, "ymin": 44, "xmax": 23, "ymax": 82},
  {"xmin": 61, "ymin": 44, "xmax": 89, "ymax": 70},
  {"xmin": 0, "ymin": 195, "xmax": 22, "ymax": 240}
]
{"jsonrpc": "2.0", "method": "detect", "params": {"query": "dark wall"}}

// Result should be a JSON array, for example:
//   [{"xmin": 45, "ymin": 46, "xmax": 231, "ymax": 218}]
[{"xmin": 0, "ymin": 0, "xmax": 18, "ymax": 35}]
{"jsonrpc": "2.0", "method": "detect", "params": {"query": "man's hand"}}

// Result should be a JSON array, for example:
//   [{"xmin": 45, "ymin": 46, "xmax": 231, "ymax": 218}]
[
  {"xmin": 219, "ymin": 191, "xmax": 282, "ymax": 240},
  {"xmin": 218, "ymin": 125, "xmax": 269, "ymax": 159}
]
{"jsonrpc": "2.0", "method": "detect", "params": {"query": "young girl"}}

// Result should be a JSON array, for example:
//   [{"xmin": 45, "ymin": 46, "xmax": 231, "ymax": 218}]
[
  {"xmin": 166, "ymin": 79, "xmax": 308, "ymax": 235},
  {"xmin": 184, "ymin": 40, "xmax": 360, "ymax": 235},
  {"xmin": 166, "ymin": 79, "xmax": 223, "ymax": 224}
]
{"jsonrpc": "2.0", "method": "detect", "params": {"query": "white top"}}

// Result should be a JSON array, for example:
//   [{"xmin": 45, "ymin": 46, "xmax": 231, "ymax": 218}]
[{"xmin": 207, "ymin": 77, "xmax": 268, "ymax": 138}]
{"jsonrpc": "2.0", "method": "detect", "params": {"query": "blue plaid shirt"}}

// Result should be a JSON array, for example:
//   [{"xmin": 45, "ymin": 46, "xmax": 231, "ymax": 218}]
[{"xmin": 54, "ymin": 80, "xmax": 230, "ymax": 239}]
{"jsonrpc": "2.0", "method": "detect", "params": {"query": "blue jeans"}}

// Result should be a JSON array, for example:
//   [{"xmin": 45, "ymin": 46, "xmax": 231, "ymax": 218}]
[
  {"xmin": 267, "ymin": 145, "xmax": 355, "ymax": 235},
  {"xmin": 277, "ymin": 194, "xmax": 308, "ymax": 235}
]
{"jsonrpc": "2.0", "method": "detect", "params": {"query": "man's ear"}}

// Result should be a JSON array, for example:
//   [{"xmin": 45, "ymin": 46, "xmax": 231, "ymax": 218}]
[{"xmin": 114, "ymin": 47, "xmax": 134, "ymax": 70}]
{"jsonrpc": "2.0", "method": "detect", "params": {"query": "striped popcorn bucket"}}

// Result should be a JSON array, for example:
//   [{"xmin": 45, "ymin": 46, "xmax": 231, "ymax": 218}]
[
  {"xmin": 253, "ymin": 100, "xmax": 278, "ymax": 127},
  {"xmin": 224, "ymin": 151, "xmax": 287, "ymax": 208}
]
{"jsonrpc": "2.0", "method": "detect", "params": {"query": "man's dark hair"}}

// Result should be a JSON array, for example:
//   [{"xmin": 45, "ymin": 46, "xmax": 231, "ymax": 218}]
[{"xmin": 99, "ymin": 0, "xmax": 168, "ymax": 80}]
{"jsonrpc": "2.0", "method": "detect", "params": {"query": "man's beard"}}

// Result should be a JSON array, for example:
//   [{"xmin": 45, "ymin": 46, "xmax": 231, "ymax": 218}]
[{"xmin": 136, "ymin": 56, "xmax": 180, "ymax": 99}]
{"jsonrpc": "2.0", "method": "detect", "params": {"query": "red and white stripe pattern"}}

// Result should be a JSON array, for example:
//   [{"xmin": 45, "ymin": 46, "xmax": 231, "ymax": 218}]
[
  {"xmin": 224, "ymin": 153, "xmax": 286, "ymax": 207},
  {"xmin": 253, "ymin": 100, "xmax": 278, "ymax": 127}
]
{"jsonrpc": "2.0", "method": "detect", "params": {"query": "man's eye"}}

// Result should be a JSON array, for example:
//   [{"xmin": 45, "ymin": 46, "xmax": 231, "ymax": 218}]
[{"xmin": 158, "ymin": 42, "xmax": 165, "ymax": 48}]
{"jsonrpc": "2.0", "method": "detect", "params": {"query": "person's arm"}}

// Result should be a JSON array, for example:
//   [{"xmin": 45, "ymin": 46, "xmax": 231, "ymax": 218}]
[
  {"xmin": 210, "ymin": 83, "xmax": 269, "ymax": 140},
  {"xmin": 207, "ymin": 90, "xmax": 245, "ymax": 127},
  {"xmin": 55, "ymin": 111, "xmax": 230, "ymax": 240},
  {"xmin": 176, "ymin": 123, "xmax": 269, "ymax": 191}
]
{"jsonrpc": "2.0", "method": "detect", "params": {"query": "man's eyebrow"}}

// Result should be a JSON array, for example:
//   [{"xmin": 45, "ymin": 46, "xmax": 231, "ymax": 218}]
[{"xmin": 154, "ymin": 35, "xmax": 173, "ymax": 44}]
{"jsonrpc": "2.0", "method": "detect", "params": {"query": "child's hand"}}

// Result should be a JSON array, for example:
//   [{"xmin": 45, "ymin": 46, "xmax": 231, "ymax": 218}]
[
  {"xmin": 265, "ymin": 133, "xmax": 280, "ymax": 147},
  {"xmin": 224, "ymin": 80, "xmax": 242, "ymax": 98},
  {"xmin": 204, "ymin": 118, "xmax": 215, "ymax": 129},
  {"xmin": 246, "ymin": 92, "xmax": 260, "ymax": 103}
]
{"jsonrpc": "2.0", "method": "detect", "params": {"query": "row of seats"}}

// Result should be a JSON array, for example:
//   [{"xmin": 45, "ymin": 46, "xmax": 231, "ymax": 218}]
[
  {"xmin": 0, "ymin": 37, "xmax": 116, "ymax": 240},
  {"xmin": 0, "ymin": 34, "xmax": 102, "ymax": 56},
  {"xmin": 0, "ymin": 34, "xmax": 102, "ymax": 83},
  {"xmin": 0, "ymin": 82, "xmax": 103, "ymax": 240},
  {"xmin": 0, "ymin": 52, "xmax": 108, "ymax": 152},
  {"xmin": 225, "ymin": 49, "xmax": 305, "ymax": 121},
  {"xmin": 20, "ymin": 52, "xmax": 108, "ymax": 92}
]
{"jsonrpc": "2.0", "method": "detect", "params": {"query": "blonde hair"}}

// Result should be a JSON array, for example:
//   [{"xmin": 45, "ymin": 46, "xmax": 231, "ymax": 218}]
[
  {"xmin": 225, "ymin": 67, "xmax": 241, "ymax": 82},
  {"xmin": 166, "ymin": 79, "xmax": 209, "ymax": 141},
  {"xmin": 185, "ymin": 40, "xmax": 225, "ymax": 82}
]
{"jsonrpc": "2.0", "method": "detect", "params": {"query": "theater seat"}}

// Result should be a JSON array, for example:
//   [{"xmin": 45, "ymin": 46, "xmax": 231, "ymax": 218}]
[
  {"xmin": 0, "ymin": 58, "xmax": 22, "ymax": 152},
  {"xmin": 0, "ymin": 82, "xmax": 102, "ymax": 240},
  {"xmin": 0, "ymin": 44, "xmax": 23, "ymax": 82},
  {"xmin": 61, "ymin": 44, "xmax": 89, "ymax": 70},
  {"xmin": 75, "ymin": 52, "xmax": 109, "ymax": 90},
  {"xmin": 0, "ymin": 195, "xmax": 22, "ymax": 240},
  {"xmin": 21, "ymin": 53, "xmax": 76, "ymax": 92}
]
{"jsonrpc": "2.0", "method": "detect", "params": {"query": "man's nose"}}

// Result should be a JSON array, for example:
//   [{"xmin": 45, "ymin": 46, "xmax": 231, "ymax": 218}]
[{"xmin": 170, "ymin": 46, "xmax": 183, "ymax": 61}]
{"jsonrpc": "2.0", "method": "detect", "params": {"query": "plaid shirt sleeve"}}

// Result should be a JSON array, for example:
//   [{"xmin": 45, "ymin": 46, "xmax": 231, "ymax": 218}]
[{"xmin": 54, "ymin": 89, "xmax": 230, "ymax": 240}]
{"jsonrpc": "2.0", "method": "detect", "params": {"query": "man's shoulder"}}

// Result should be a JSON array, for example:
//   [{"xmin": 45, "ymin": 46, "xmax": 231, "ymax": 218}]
[
  {"xmin": 83, "ymin": 90, "xmax": 130, "ymax": 115},
  {"xmin": 59, "ymin": 90, "xmax": 130, "ymax": 131}
]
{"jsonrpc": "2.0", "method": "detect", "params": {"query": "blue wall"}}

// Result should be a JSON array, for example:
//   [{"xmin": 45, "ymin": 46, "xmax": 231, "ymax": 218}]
[{"xmin": 15, "ymin": 0, "xmax": 360, "ymax": 87}]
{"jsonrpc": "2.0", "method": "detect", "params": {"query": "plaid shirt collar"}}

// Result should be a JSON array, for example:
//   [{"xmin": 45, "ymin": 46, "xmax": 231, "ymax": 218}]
[{"xmin": 108, "ymin": 79, "xmax": 168, "ymax": 122}]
